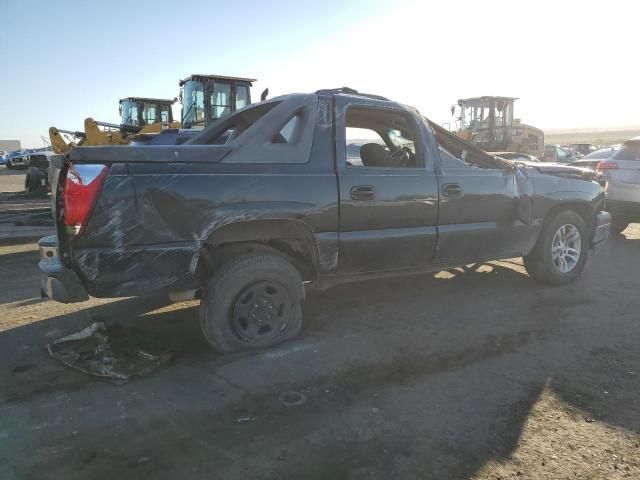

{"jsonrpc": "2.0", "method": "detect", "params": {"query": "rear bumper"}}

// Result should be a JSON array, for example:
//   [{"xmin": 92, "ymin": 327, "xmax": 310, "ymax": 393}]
[
  {"xmin": 38, "ymin": 235, "xmax": 89, "ymax": 303},
  {"xmin": 592, "ymin": 210, "xmax": 611, "ymax": 249},
  {"xmin": 605, "ymin": 199, "xmax": 640, "ymax": 220}
]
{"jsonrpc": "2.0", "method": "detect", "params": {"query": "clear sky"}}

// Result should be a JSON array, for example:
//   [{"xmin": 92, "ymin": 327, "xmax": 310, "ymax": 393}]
[{"xmin": 1, "ymin": 0, "xmax": 638, "ymax": 148}]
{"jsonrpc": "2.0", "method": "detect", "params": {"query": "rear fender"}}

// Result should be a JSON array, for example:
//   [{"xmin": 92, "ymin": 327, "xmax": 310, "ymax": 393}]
[{"xmin": 201, "ymin": 219, "xmax": 321, "ymax": 279}]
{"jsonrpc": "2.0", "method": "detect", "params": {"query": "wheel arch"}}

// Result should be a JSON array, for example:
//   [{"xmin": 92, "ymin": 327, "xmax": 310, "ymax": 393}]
[
  {"xmin": 197, "ymin": 219, "xmax": 320, "ymax": 282},
  {"xmin": 542, "ymin": 201, "xmax": 596, "ymax": 241}
]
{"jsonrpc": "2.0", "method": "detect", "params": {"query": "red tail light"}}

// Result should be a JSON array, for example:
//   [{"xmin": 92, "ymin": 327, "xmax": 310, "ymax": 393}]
[
  {"xmin": 63, "ymin": 163, "xmax": 109, "ymax": 236},
  {"xmin": 596, "ymin": 161, "xmax": 618, "ymax": 171}
]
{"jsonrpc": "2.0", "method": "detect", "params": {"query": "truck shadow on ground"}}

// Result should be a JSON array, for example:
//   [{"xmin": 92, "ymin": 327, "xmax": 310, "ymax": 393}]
[{"xmin": 2, "ymin": 256, "xmax": 639, "ymax": 479}]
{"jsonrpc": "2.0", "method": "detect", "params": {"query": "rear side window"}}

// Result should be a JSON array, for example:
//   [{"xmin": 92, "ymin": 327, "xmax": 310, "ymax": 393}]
[
  {"xmin": 272, "ymin": 114, "xmax": 302, "ymax": 144},
  {"xmin": 613, "ymin": 144, "xmax": 640, "ymax": 161},
  {"xmin": 214, "ymin": 96, "xmax": 319, "ymax": 165},
  {"xmin": 192, "ymin": 101, "xmax": 282, "ymax": 145}
]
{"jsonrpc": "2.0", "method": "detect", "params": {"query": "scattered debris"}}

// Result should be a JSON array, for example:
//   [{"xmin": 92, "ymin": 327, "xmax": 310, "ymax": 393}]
[
  {"xmin": 47, "ymin": 322, "xmax": 172, "ymax": 383},
  {"xmin": 279, "ymin": 390, "xmax": 307, "ymax": 407},
  {"xmin": 585, "ymin": 417, "xmax": 595, "ymax": 423},
  {"xmin": 236, "ymin": 416, "xmax": 254, "ymax": 423}
]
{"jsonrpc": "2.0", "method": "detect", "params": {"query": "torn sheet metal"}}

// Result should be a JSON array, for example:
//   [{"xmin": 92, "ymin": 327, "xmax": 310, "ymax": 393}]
[{"xmin": 47, "ymin": 322, "xmax": 172, "ymax": 382}]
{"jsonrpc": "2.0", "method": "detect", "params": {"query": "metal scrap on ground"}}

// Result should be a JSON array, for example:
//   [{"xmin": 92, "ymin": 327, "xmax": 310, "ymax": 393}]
[{"xmin": 47, "ymin": 322, "xmax": 173, "ymax": 383}]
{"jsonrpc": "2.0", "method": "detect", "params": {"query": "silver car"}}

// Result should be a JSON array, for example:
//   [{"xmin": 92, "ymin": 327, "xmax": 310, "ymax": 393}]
[
  {"xmin": 570, "ymin": 146, "xmax": 619, "ymax": 171},
  {"xmin": 597, "ymin": 137, "xmax": 640, "ymax": 233}
]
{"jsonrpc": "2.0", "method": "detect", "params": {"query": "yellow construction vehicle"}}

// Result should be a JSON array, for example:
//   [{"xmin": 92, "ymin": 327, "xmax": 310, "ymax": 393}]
[
  {"xmin": 49, "ymin": 97, "xmax": 180, "ymax": 154},
  {"xmin": 451, "ymin": 96, "xmax": 544, "ymax": 158},
  {"xmin": 50, "ymin": 75, "xmax": 261, "ymax": 153}
]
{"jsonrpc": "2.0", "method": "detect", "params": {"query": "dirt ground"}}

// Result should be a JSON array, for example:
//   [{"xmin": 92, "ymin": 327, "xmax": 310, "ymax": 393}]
[
  {"xmin": 0, "ymin": 167, "xmax": 28, "ymax": 192},
  {"xmin": 1, "ymin": 168, "xmax": 639, "ymax": 480}
]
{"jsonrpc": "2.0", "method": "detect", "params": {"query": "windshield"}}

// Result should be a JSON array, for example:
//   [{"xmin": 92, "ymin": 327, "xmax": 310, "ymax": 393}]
[
  {"xmin": 460, "ymin": 98, "xmax": 513, "ymax": 146},
  {"xmin": 120, "ymin": 100, "xmax": 141, "ymax": 126},
  {"xmin": 460, "ymin": 99, "xmax": 492, "ymax": 131},
  {"xmin": 181, "ymin": 80, "xmax": 205, "ymax": 126}
]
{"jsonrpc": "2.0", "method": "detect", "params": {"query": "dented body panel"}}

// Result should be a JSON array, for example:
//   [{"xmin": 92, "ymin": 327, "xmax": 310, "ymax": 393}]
[{"xmin": 40, "ymin": 91, "xmax": 609, "ymax": 302}]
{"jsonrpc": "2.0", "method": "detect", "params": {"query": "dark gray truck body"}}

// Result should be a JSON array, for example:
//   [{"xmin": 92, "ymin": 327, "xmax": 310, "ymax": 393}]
[{"xmin": 39, "ymin": 91, "xmax": 610, "ymax": 303}]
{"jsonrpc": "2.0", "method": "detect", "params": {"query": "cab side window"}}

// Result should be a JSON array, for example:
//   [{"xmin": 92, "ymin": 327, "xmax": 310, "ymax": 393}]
[{"xmin": 345, "ymin": 108, "xmax": 423, "ymax": 169}]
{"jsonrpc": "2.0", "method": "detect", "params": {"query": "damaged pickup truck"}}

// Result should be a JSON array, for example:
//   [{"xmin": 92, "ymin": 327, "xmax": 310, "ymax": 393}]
[{"xmin": 39, "ymin": 88, "xmax": 611, "ymax": 353}]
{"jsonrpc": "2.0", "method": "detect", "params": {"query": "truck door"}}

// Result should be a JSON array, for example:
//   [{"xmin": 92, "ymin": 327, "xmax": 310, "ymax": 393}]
[
  {"xmin": 335, "ymin": 98, "xmax": 439, "ymax": 274},
  {"xmin": 434, "ymin": 146, "xmax": 535, "ymax": 264}
]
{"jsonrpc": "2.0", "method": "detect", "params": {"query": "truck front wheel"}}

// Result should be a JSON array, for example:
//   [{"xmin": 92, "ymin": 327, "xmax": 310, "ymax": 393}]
[
  {"xmin": 200, "ymin": 253, "xmax": 304, "ymax": 353},
  {"xmin": 523, "ymin": 210, "xmax": 588, "ymax": 285}
]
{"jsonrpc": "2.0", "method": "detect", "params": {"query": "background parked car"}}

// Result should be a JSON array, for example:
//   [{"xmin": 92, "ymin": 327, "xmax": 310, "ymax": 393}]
[
  {"xmin": 6, "ymin": 154, "xmax": 27, "ymax": 169},
  {"xmin": 596, "ymin": 137, "xmax": 640, "ymax": 233},
  {"xmin": 569, "ymin": 143, "xmax": 600, "ymax": 157},
  {"xmin": 542, "ymin": 144, "xmax": 581, "ymax": 163},
  {"xmin": 570, "ymin": 146, "xmax": 619, "ymax": 171},
  {"xmin": 491, "ymin": 152, "xmax": 540, "ymax": 162}
]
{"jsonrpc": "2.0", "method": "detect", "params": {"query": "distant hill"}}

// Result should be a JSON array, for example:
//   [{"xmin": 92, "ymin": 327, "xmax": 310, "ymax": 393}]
[{"xmin": 545, "ymin": 128, "xmax": 640, "ymax": 146}]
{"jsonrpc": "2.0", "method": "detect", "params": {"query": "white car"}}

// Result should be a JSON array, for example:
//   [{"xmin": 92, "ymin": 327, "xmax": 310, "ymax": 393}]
[{"xmin": 596, "ymin": 137, "xmax": 640, "ymax": 233}]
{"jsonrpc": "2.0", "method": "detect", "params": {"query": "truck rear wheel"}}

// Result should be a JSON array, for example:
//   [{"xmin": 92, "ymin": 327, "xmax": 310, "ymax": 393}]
[
  {"xmin": 523, "ymin": 210, "xmax": 588, "ymax": 285},
  {"xmin": 200, "ymin": 253, "xmax": 304, "ymax": 353}
]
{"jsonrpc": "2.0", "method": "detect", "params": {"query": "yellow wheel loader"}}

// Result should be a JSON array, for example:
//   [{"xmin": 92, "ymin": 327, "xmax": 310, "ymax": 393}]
[
  {"xmin": 50, "ymin": 75, "xmax": 261, "ymax": 154},
  {"xmin": 451, "ymin": 96, "xmax": 544, "ymax": 158},
  {"xmin": 50, "ymin": 97, "xmax": 180, "ymax": 154}
]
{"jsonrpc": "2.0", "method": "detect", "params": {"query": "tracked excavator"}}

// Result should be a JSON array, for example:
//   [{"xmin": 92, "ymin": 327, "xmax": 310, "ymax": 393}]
[{"xmin": 451, "ymin": 96, "xmax": 544, "ymax": 158}]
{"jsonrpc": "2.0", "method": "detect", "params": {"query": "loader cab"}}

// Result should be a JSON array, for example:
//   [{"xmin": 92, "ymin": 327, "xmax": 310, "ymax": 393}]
[
  {"xmin": 179, "ymin": 74, "xmax": 255, "ymax": 128},
  {"xmin": 455, "ymin": 96, "xmax": 515, "ymax": 151},
  {"xmin": 119, "ymin": 97, "xmax": 176, "ymax": 127}
]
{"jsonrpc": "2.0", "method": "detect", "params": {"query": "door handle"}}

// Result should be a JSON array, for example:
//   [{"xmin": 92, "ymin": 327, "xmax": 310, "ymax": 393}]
[
  {"xmin": 442, "ymin": 183, "xmax": 463, "ymax": 197},
  {"xmin": 350, "ymin": 185, "xmax": 375, "ymax": 201}
]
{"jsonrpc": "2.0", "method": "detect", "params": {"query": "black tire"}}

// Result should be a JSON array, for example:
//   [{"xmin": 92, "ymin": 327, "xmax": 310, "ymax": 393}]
[
  {"xmin": 523, "ymin": 209, "xmax": 588, "ymax": 285},
  {"xmin": 25, "ymin": 167, "xmax": 41, "ymax": 193},
  {"xmin": 200, "ymin": 253, "xmax": 304, "ymax": 353},
  {"xmin": 610, "ymin": 216, "xmax": 630, "ymax": 234},
  {"xmin": 6, "ymin": 161, "xmax": 12, "ymax": 169}
]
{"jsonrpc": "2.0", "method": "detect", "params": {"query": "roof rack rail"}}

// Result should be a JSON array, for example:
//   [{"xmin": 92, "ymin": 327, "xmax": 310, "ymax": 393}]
[{"xmin": 315, "ymin": 87, "xmax": 390, "ymax": 101}]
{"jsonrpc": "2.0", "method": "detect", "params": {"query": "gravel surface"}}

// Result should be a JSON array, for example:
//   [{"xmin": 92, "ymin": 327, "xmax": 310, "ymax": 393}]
[{"xmin": 1, "ymin": 167, "xmax": 638, "ymax": 479}]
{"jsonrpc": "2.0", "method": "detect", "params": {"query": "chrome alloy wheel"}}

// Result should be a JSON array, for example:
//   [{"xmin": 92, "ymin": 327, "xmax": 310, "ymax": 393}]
[{"xmin": 551, "ymin": 224, "xmax": 582, "ymax": 273}]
